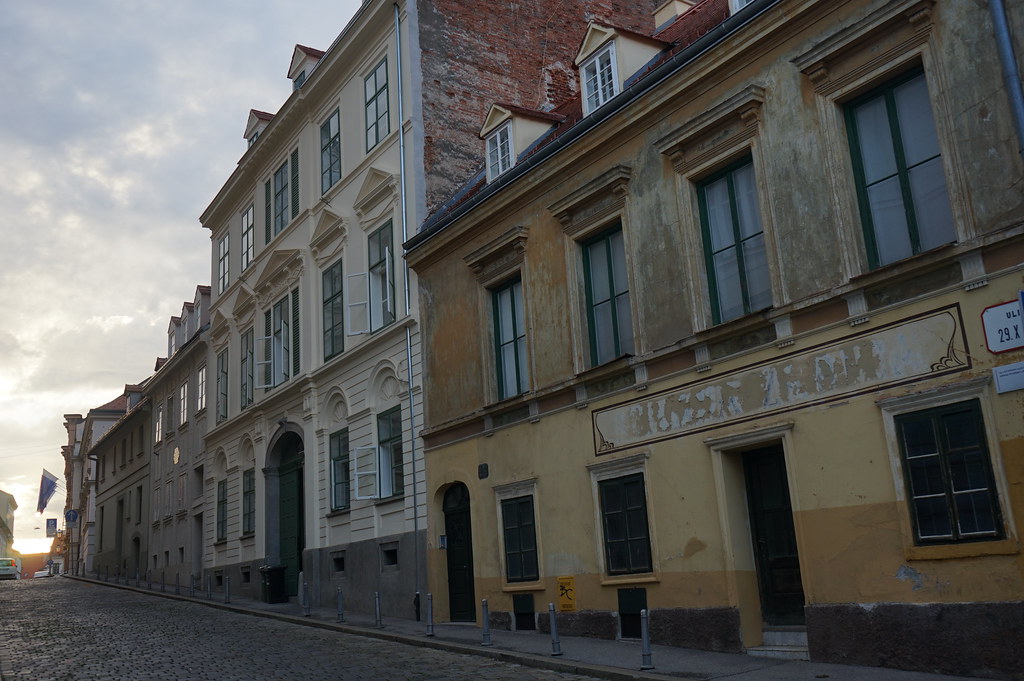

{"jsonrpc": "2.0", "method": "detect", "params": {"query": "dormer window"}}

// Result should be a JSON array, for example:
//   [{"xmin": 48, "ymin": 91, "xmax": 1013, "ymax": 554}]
[
  {"xmin": 248, "ymin": 131, "xmax": 260, "ymax": 148},
  {"xmin": 582, "ymin": 43, "xmax": 618, "ymax": 115},
  {"xmin": 293, "ymin": 70, "xmax": 307, "ymax": 90},
  {"xmin": 486, "ymin": 122, "xmax": 513, "ymax": 181}
]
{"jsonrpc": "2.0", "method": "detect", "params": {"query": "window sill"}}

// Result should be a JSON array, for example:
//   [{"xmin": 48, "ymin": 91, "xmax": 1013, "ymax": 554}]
[
  {"xmin": 374, "ymin": 494, "xmax": 404, "ymax": 507},
  {"xmin": 599, "ymin": 573, "xmax": 659, "ymax": 587},
  {"xmin": 326, "ymin": 509, "xmax": 351, "ymax": 518},
  {"xmin": 501, "ymin": 582, "xmax": 545, "ymax": 593},
  {"xmin": 240, "ymin": 532, "xmax": 255, "ymax": 542},
  {"xmin": 906, "ymin": 537, "xmax": 1018, "ymax": 561},
  {"xmin": 214, "ymin": 539, "xmax": 228, "ymax": 547}
]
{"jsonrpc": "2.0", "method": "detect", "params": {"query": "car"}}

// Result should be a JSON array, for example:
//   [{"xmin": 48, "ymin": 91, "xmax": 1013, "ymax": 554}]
[
  {"xmin": 0, "ymin": 558, "xmax": 17, "ymax": 580},
  {"xmin": 32, "ymin": 570, "xmax": 52, "ymax": 578}
]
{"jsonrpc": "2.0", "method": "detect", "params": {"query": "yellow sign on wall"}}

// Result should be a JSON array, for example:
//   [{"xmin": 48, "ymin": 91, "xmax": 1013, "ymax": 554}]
[{"xmin": 557, "ymin": 576, "xmax": 576, "ymax": 612}]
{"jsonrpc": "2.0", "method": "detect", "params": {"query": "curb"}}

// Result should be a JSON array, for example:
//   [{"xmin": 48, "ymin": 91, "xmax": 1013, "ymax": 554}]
[{"xmin": 65, "ymin": 576, "xmax": 689, "ymax": 681}]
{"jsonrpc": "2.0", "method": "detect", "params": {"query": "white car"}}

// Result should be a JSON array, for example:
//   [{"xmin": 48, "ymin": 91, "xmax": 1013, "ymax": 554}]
[
  {"xmin": 0, "ymin": 558, "xmax": 17, "ymax": 580},
  {"xmin": 32, "ymin": 569, "xmax": 52, "ymax": 578}
]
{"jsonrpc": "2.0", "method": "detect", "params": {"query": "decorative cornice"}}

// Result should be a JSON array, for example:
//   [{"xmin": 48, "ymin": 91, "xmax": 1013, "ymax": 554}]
[
  {"xmin": 463, "ymin": 225, "xmax": 530, "ymax": 285},
  {"xmin": 548, "ymin": 165, "xmax": 632, "ymax": 236}
]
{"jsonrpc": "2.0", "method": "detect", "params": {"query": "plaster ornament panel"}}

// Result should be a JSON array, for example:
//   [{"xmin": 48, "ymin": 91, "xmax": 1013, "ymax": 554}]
[
  {"xmin": 463, "ymin": 225, "xmax": 529, "ymax": 286},
  {"xmin": 354, "ymin": 167, "xmax": 399, "ymax": 225},
  {"xmin": 594, "ymin": 304, "xmax": 968, "ymax": 454},
  {"xmin": 310, "ymin": 208, "xmax": 348, "ymax": 268},
  {"xmin": 548, "ymin": 164, "xmax": 632, "ymax": 237},
  {"xmin": 253, "ymin": 248, "xmax": 303, "ymax": 307}
]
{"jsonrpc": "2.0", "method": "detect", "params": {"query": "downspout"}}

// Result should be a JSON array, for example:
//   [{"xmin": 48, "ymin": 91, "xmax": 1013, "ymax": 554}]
[
  {"xmin": 990, "ymin": 0, "xmax": 1024, "ymax": 157},
  {"xmin": 394, "ymin": 0, "xmax": 423, "ymax": 618}
]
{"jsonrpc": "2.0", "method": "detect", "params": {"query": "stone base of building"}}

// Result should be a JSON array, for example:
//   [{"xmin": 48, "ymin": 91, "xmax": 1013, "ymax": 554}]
[
  {"xmin": 806, "ymin": 602, "xmax": 1024, "ymax": 680},
  {"xmin": 525, "ymin": 606, "xmax": 741, "ymax": 652}
]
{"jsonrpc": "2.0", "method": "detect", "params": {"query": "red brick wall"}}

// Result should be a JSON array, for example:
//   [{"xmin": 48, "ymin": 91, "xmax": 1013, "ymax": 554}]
[{"xmin": 417, "ymin": 0, "xmax": 663, "ymax": 216}]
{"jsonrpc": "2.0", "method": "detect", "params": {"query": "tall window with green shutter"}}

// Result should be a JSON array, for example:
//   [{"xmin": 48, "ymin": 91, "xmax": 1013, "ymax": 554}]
[
  {"xmin": 257, "ymin": 289, "xmax": 299, "ymax": 389},
  {"xmin": 697, "ymin": 157, "xmax": 772, "ymax": 324},
  {"xmin": 216, "ymin": 479, "xmax": 227, "ymax": 541},
  {"xmin": 272, "ymin": 160, "xmax": 289, "ymax": 236},
  {"xmin": 240, "ymin": 328, "xmax": 254, "ymax": 409},
  {"xmin": 598, "ymin": 473, "xmax": 652, "ymax": 575},
  {"xmin": 493, "ymin": 277, "xmax": 528, "ymax": 399},
  {"xmin": 323, "ymin": 260, "xmax": 344, "ymax": 360},
  {"xmin": 364, "ymin": 58, "xmax": 389, "ymax": 151},
  {"xmin": 330, "ymin": 429, "xmax": 350, "ymax": 511},
  {"xmin": 242, "ymin": 468, "xmax": 255, "ymax": 535},
  {"xmin": 368, "ymin": 223, "xmax": 395, "ymax": 331},
  {"xmin": 583, "ymin": 226, "xmax": 633, "ymax": 366},
  {"xmin": 376, "ymin": 407, "xmax": 403, "ymax": 498},
  {"xmin": 501, "ymin": 495, "xmax": 538, "ymax": 582},
  {"xmin": 845, "ymin": 70, "xmax": 955, "ymax": 269},
  {"xmin": 321, "ymin": 110, "xmax": 341, "ymax": 194},
  {"xmin": 215, "ymin": 349, "xmax": 228, "ymax": 424}
]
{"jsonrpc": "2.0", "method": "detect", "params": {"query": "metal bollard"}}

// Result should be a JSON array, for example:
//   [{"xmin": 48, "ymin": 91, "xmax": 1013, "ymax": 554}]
[
  {"xmin": 147, "ymin": 570, "xmax": 152, "ymax": 590},
  {"xmin": 302, "ymin": 582, "xmax": 311, "ymax": 617},
  {"xmin": 548, "ymin": 603, "xmax": 563, "ymax": 656},
  {"xmin": 175, "ymin": 572, "xmax": 180, "ymax": 595},
  {"xmin": 160, "ymin": 571, "xmax": 166, "ymax": 593},
  {"xmin": 425, "ymin": 593, "xmax": 435, "ymax": 637},
  {"xmin": 135, "ymin": 569, "xmax": 140, "ymax": 588},
  {"xmin": 224, "ymin": 576, "xmax": 231, "ymax": 604},
  {"xmin": 640, "ymin": 608, "xmax": 654, "ymax": 670},
  {"xmin": 207, "ymin": 575, "xmax": 212, "ymax": 600},
  {"xmin": 481, "ymin": 598, "xmax": 493, "ymax": 646},
  {"xmin": 374, "ymin": 591, "xmax": 383, "ymax": 628},
  {"xmin": 336, "ymin": 588, "xmax": 346, "ymax": 623}
]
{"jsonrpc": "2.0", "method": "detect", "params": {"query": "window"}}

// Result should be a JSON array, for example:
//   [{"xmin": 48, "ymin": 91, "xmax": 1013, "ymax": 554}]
[
  {"xmin": 323, "ymin": 260, "xmax": 344, "ymax": 360},
  {"xmin": 241, "ymin": 205, "xmax": 255, "ymax": 271},
  {"xmin": 179, "ymin": 383, "xmax": 188, "ymax": 426},
  {"xmin": 598, "ymin": 473, "xmax": 652, "ymax": 575},
  {"xmin": 258, "ymin": 291, "xmax": 299, "ymax": 388},
  {"xmin": 330, "ymin": 429, "xmax": 350, "ymax": 511},
  {"xmin": 493, "ymin": 278, "xmax": 529, "ymax": 399},
  {"xmin": 501, "ymin": 495, "xmax": 539, "ymax": 582},
  {"xmin": 165, "ymin": 396, "xmax": 174, "ymax": 435},
  {"xmin": 154, "ymin": 405, "xmax": 163, "ymax": 443},
  {"xmin": 240, "ymin": 328, "xmax": 254, "ymax": 409},
  {"xmin": 377, "ymin": 407, "xmax": 403, "ymax": 498},
  {"xmin": 846, "ymin": 70, "xmax": 955, "ymax": 268},
  {"xmin": 177, "ymin": 473, "xmax": 186, "ymax": 510},
  {"xmin": 136, "ymin": 485, "xmax": 142, "ymax": 523},
  {"xmin": 272, "ymin": 160, "xmax": 289, "ymax": 236},
  {"xmin": 216, "ymin": 479, "xmax": 227, "ymax": 541},
  {"xmin": 895, "ymin": 400, "xmax": 1003, "ymax": 545},
  {"xmin": 581, "ymin": 43, "xmax": 617, "ymax": 115},
  {"xmin": 583, "ymin": 226, "xmax": 633, "ymax": 366},
  {"xmin": 196, "ymin": 366, "xmax": 206, "ymax": 412},
  {"xmin": 364, "ymin": 58, "xmax": 389, "ymax": 151},
  {"xmin": 293, "ymin": 70, "xmax": 306, "ymax": 90},
  {"xmin": 217, "ymin": 234, "xmax": 229, "ymax": 294},
  {"xmin": 697, "ymin": 158, "xmax": 772, "ymax": 324},
  {"xmin": 321, "ymin": 109, "xmax": 341, "ymax": 194},
  {"xmin": 242, "ymin": 468, "xmax": 255, "ymax": 535},
  {"xmin": 368, "ymin": 223, "xmax": 395, "ymax": 331},
  {"xmin": 216, "ymin": 349, "xmax": 228, "ymax": 424},
  {"xmin": 730, "ymin": 0, "xmax": 756, "ymax": 13},
  {"xmin": 486, "ymin": 122, "xmax": 512, "ymax": 181}
]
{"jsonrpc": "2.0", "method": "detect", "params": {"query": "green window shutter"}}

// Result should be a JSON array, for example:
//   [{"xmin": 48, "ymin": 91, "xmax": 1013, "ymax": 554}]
[
  {"xmin": 290, "ymin": 149, "xmax": 299, "ymax": 219},
  {"xmin": 291, "ymin": 288, "xmax": 300, "ymax": 376},
  {"xmin": 264, "ymin": 309, "xmax": 272, "ymax": 389},
  {"xmin": 264, "ymin": 180, "xmax": 272, "ymax": 244}
]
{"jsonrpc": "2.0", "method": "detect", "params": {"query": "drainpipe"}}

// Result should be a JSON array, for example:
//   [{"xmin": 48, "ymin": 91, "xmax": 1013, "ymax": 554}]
[
  {"xmin": 990, "ymin": 0, "xmax": 1024, "ymax": 157},
  {"xmin": 394, "ymin": 0, "xmax": 423, "ymax": 611}
]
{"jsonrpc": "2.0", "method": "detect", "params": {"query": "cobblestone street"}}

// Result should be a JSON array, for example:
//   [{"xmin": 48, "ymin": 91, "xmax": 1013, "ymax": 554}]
[{"xmin": 0, "ymin": 578, "xmax": 602, "ymax": 681}]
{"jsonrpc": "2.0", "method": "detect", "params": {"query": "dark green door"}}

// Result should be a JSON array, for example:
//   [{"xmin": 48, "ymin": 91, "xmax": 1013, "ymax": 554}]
[
  {"xmin": 743, "ymin": 445, "xmax": 805, "ymax": 625},
  {"xmin": 279, "ymin": 449, "xmax": 304, "ymax": 597},
  {"xmin": 443, "ymin": 483, "xmax": 475, "ymax": 622}
]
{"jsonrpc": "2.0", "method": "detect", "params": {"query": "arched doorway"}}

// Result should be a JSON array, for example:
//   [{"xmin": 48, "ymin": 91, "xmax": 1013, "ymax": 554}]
[
  {"xmin": 265, "ymin": 426, "xmax": 305, "ymax": 597},
  {"xmin": 443, "ymin": 483, "xmax": 475, "ymax": 622}
]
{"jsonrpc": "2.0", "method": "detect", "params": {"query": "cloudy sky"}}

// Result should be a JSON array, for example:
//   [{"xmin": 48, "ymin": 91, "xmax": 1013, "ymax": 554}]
[{"xmin": 0, "ymin": 0, "xmax": 362, "ymax": 553}]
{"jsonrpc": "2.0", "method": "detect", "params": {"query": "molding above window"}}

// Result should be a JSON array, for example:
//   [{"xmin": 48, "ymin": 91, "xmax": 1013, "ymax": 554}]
[
  {"xmin": 463, "ymin": 225, "xmax": 529, "ymax": 286},
  {"xmin": 586, "ymin": 450, "xmax": 649, "ymax": 478},
  {"xmin": 791, "ymin": 0, "xmax": 934, "ymax": 96},
  {"xmin": 354, "ymin": 167, "xmax": 399, "ymax": 225},
  {"xmin": 310, "ymin": 208, "xmax": 347, "ymax": 268},
  {"xmin": 253, "ymin": 249, "xmax": 302, "ymax": 307},
  {"xmin": 492, "ymin": 477, "xmax": 537, "ymax": 499},
  {"xmin": 657, "ymin": 84, "xmax": 766, "ymax": 177},
  {"xmin": 548, "ymin": 164, "xmax": 632, "ymax": 237}
]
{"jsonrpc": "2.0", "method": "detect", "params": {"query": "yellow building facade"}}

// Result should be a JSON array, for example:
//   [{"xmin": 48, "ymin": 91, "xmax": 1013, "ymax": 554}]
[{"xmin": 406, "ymin": 0, "xmax": 1024, "ymax": 677}]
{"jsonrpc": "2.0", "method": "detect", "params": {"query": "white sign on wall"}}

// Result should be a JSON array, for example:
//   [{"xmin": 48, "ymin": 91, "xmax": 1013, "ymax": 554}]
[{"xmin": 981, "ymin": 299, "xmax": 1024, "ymax": 354}]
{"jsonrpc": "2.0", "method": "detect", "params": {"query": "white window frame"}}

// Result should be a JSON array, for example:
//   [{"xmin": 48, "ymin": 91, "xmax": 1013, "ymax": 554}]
[
  {"xmin": 352, "ymin": 445, "xmax": 378, "ymax": 501},
  {"xmin": 486, "ymin": 122, "xmax": 513, "ymax": 182},
  {"xmin": 581, "ymin": 43, "xmax": 618, "ymax": 115},
  {"xmin": 178, "ymin": 382, "xmax": 188, "ymax": 426},
  {"xmin": 240, "ymin": 204, "xmax": 255, "ymax": 271},
  {"xmin": 196, "ymin": 366, "xmax": 206, "ymax": 412},
  {"xmin": 256, "ymin": 296, "xmax": 290, "ymax": 389}
]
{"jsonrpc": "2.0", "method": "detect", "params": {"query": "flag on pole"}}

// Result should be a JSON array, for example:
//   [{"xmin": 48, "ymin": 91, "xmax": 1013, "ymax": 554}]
[{"xmin": 37, "ymin": 469, "xmax": 58, "ymax": 514}]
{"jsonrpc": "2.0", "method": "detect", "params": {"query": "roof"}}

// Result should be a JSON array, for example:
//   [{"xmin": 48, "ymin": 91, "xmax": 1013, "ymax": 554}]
[
  {"xmin": 295, "ymin": 44, "xmax": 325, "ymax": 59},
  {"xmin": 250, "ymin": 110, "xmax": 275, "ymax": 122},
  {"xmin": 413, "ymin": 0, "xmax": 738, "ymax": 241},
  {"xmin": 91, "ymin": 393, "xmax": 128, "ymax": 414}
]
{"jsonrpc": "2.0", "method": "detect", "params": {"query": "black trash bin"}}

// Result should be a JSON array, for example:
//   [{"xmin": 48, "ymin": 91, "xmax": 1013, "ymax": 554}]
[{"xmin": 259, "ymin": 565, "xmax": 288, "ymax": 603}]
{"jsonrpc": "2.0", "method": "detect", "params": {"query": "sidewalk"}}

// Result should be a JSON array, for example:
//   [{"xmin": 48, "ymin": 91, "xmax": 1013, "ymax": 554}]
[{"xmin": 68, "ymin": 575, "xmax": 987, "ymax": 681}]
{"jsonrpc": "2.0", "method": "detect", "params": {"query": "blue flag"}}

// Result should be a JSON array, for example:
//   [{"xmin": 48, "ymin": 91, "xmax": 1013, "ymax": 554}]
[{"xmin": 37, "ymin": 469, "xmax": 58, "ymax": 514}]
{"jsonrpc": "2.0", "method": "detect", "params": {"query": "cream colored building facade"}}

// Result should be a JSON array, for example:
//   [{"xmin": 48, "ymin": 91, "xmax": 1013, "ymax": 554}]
[{"xmin": 407, "ymin": 0, "xmax": 1024, "ymax": 677}]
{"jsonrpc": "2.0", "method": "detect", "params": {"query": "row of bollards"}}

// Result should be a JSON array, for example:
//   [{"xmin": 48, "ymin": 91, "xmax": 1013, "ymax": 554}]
[{"xmin": 89, "ymin": 572, "xmax": 656, "ymax": 671}]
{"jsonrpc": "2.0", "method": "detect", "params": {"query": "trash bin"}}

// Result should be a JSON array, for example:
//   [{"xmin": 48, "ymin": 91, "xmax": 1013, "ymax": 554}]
[{"xmin": 259, "ymin": 565, "xmax": 288, "ymax": 603}]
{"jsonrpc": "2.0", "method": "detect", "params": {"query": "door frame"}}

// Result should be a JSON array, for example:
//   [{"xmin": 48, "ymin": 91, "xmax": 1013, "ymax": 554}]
[
  {"xmin": 706, "ymin": 423, "xmax": 807, "ymax": 646},
  {"xmin": 264, "ymin": 422, "xmax": 306, "ymax": 578}
]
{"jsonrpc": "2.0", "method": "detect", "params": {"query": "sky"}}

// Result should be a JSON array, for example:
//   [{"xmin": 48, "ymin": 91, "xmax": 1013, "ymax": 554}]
[{"xmin": 0, "ymin": 0, "xmax": 363, "ymax": 554}]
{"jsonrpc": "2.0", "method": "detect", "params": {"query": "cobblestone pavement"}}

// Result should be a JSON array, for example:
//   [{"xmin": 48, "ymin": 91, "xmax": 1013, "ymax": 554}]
[{"xmin": 0, "ymin": 578, "xmax": 603, "ymax": 681}]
